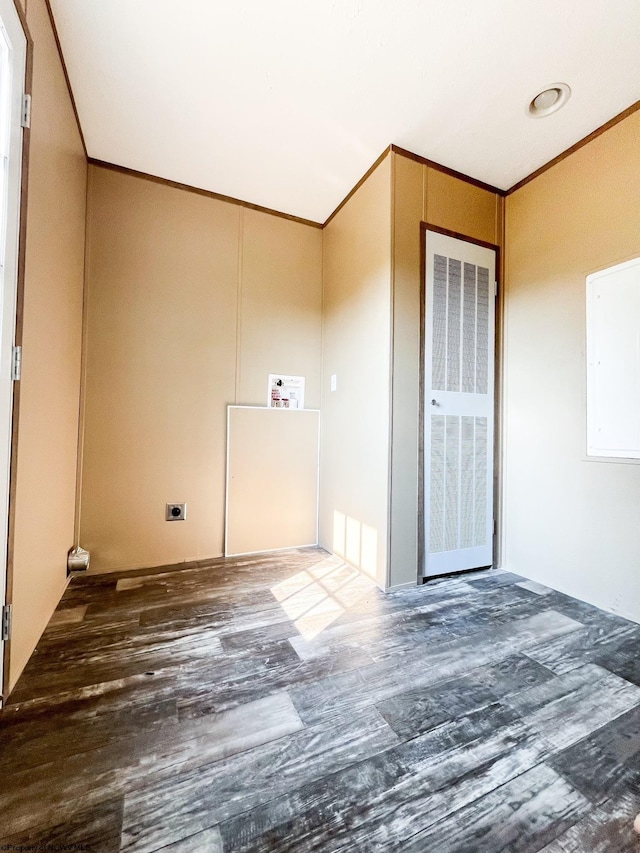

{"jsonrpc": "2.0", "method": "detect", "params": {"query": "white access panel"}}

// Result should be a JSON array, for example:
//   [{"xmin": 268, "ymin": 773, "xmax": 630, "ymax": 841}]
[
  {"xmin": 423, "ymin": 231, "xmax": 496, "ymax": 578},
  {"xmin": 225, "ymin": 406, "xmax": 320, "ymax": 556},
  {"xmin": 586, "ymin": 257, "xmax": 640, "ymax": 459}
]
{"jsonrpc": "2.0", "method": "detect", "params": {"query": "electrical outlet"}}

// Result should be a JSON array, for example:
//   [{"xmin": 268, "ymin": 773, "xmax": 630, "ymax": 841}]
[{"xmin": 166, "ymin": 503, "xmax": 187, "ymax": 521}]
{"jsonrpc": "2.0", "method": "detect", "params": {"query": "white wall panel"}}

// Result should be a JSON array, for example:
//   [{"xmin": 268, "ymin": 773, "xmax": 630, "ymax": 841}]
[
  {"xmin": 586, "ymin": 258, "xmax": 640, "ymax": 458},
  {"xmin": 226, "ymin": 407, "xmax": 319, "ymax": 556}
]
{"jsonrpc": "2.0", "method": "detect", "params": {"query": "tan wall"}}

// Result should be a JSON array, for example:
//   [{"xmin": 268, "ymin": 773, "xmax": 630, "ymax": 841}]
[
  {"xmin": 424, "ymin": 167, "xmax": 501, "ymax": 246},
  {"xmin": 389, "ymin": 153, "xmax": 502, "ymax": 587},
  {"xmin": 238, "ymin": 211, "xmax": 322, "ymax": 408},
  {"xmin": 319, "ymin": 155, "xmax": 392, "ymax": 589},
  {"xmin": 80, "ymin": 166, "xmax": 322, "ymax": 573},
  {"xmin": 9, "ymin": 0, "xmax": 87, "ymax": 689},
  {"xmin": 388, "ymin": 154, "xmax": 422, "ymax": 588},
  {"xmin": 503, "ymin": 110, "xmax": 640, "ymax": 621}
]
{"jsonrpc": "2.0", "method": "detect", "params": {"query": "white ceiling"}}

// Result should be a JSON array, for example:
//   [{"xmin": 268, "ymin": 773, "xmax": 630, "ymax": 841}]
[{"xmin": 50, "ymin": 0, "xmax": 640, "ymax": 223}]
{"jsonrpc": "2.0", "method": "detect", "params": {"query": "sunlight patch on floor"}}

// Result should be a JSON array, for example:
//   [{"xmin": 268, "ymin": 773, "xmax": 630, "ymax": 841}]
[{"xmin": 270, "ymin": 555, "xmax": 375, "ymax": 640}]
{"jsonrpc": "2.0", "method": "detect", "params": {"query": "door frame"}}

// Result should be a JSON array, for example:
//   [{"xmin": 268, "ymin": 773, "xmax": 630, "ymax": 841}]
[
  {"xmin": 1, "ymin": 0, "xmax": 32, "ymax": 704},
  {"xmin": 419, "ymin": 222, "xmax": 502, "ymax": 581}
]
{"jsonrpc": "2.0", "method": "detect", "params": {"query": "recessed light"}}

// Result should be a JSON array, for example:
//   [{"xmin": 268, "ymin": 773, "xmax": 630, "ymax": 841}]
[{"xmin": 528, "ymin": 83, "xmax": 571, "ymax": 118}]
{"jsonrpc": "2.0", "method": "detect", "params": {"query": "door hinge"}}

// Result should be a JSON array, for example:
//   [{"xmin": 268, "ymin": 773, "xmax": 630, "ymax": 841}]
[
  {"xmin": 1, "ymin": 604, "xmax": 11, "ymax": 641},
  {"xmin": 493, "ymin": 519, "xmax": 497, "ymax": 536},
  {"xmin": 494, "ymin": 281, "xmax": 498, "ymax": 297},
  {"xmin": 11, "ymin": 346, "xmax": 21, "ymax": 381},
  {"xmin": 21, "ymin": 94, "xmax": 31, "ymax": 129}
]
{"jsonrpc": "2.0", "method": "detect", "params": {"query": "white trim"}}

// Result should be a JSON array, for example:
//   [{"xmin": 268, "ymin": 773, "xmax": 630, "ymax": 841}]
[
  {"xmin": 224, "ymin": 404, "xmax": 231, "ymax": 557},
  {"xmin": 581, "ymin": 455, "xmax": 640, "ymax": 465},
  {"xmin": 423, "ymin": 231, "xmax": 497, "ymax": 579},
  {"xmin": 0, "ymin": 0, "xmax": 26, "ymax": 696},
  {"xmin": 315, "ymin": 411, "xmax": 321, "ymax": 548},
  {"xmin": 226, "ymin": 405, "xmax": 320, "ymax": 412},
  {"xmin": 385, "ymin": 580, "xmax": 419, "ymax": 592}
]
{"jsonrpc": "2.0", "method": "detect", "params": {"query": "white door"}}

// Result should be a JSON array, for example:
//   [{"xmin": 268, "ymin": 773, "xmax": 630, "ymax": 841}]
[
  {"xmin": 0, "ymin": 0, "xmax": 26, "ymax": 695},
  {"xmin": 423, "ymin": 230, "xmax": 496, "ymax": 578}
]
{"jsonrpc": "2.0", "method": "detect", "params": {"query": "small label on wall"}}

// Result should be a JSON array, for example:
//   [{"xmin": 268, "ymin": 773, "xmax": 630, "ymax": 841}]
[
  {"xmin": 268, "ymin": 374, "xmax": 305, "ymax": 409},
  {"xmin": 330, "ymin": 374, "xmax": 337, "ymax": 392}
]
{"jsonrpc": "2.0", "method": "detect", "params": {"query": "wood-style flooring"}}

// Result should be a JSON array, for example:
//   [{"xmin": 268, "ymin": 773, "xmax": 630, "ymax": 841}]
[{"xmin": 2, "ymin": 547, "xmax": 640, "ymax": 851}]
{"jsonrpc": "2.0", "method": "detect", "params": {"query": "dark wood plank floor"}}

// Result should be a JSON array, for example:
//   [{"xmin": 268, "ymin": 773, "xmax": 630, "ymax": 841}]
[{"xmin": 2, "ymin": 547, "xmax": 640, "ymax": 851}]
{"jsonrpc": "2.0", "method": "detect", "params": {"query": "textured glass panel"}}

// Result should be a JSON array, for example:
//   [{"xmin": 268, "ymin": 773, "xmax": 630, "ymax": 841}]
[
  {"xmin": 476, "ymin": 266, "xmax": 490, "ymax": 394},
  {"xmin": 475, "ymin": 417, "xmax": 488, "ymax": 546},
  {"xmin": 432, "ymin": 255, "xmax": 447, "ymax": 391},
  {"xmin": 447, "ymin": 259, "xmax": 461, "ymax": 391},
  {"xmin": 429, "ymin": 415, "xmax": 445, "ymax": 554},
  {"xmin": 460, "ymin": 416, "xmax": 475, "ymax": 549},
  {"xmin": 462, "ymin": 262, "xmax": 476, "ymax": 394},
  {"xmin": 445, "ymin": 415, "xmax": 460, "ymax": 551}
]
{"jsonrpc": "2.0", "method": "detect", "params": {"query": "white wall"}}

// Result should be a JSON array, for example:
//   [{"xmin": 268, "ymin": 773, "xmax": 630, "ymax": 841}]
[{"xmin": 503, "ymin": 110, "xmax": 640, "ymax": 622}]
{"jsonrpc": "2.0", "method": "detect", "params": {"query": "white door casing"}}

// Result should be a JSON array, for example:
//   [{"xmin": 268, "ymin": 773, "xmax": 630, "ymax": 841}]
[
  {"xmin": 0, "ymin": 0, "xmax": 26, "ymax": 695},
  {"xmin": 423, "ymin": 230, "xmax": 496, "ymax": 578}
]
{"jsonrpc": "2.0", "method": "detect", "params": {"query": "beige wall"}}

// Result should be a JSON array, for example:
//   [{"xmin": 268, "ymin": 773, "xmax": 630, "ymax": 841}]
[
  {"xmin": 388, "ymin": 153, "xmax": 502, "ymax": 587},
  {"xmin": 388, "ymin": 154, "xmax": 422, "ymax": 588},
  {"xmin": 320, "ymin": 152, "xmax": 501, "ymax": 590},
  {"xmin": 80, "ymin": 166, "xmax": 322, "ymax": 573},
  {"xmin": 503, "ymin": 110, "xmax": 640, "ymax": 621},
  {"xmin": 82, "ymin": 151, "xmax": 500, "ymax": 589},
  {"xmin": 238, "ymin": 211, "xmax": 322, "ymax": 408},
  {"xmin": 424, "ymin": 167, "xmax": 501, "ymax": 246},
  {"xmin": 9, "ymin": 0, "xmax": 87, "ymax": 690},
  {"xmin": 320, "ymin": 155, "xmax": 392, "ymax": 589}
]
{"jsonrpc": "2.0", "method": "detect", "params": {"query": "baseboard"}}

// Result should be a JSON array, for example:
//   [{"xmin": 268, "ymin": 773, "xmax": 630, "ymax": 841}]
[{"xmin": 384, "ymin": 580, "xmax": 419, "ymax": 592}]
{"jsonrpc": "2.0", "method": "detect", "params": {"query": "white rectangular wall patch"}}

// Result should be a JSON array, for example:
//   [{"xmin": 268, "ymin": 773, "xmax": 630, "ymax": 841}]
[{"xmin": 586, "ymin": 256, "xmax": 640, "ymax": 459}]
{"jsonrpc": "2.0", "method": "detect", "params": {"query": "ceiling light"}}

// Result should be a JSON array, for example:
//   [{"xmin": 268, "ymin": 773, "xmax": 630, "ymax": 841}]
[{"xmin": 527, "ymin": 83, "xmax": 571, "ymax": 118}]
